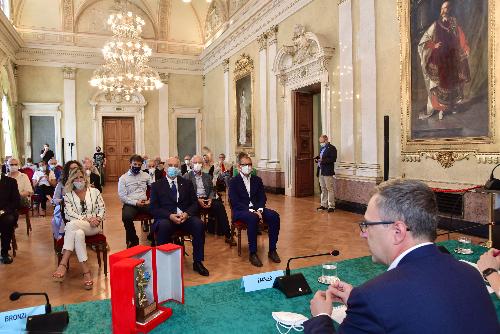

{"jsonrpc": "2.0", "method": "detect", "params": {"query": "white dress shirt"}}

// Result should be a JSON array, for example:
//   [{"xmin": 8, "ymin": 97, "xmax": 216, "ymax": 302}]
[{"xmin": 387, "ymin": 242, "xmax": 434, "ymax": 271}]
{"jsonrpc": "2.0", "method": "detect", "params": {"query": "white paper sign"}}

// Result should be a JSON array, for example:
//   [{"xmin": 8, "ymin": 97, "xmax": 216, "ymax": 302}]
[
  {"xmin": 241, "ymin": 270, "xmax": 284, "ymax": 292},
  {"xmin": 0, "ymin": 305, "xmax": 45, "ymax": 332}
]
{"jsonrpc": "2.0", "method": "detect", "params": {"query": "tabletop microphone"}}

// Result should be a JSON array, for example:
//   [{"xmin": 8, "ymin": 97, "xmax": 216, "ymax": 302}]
[
  {"xmin": 285, "ymin": 250, "xmax": 340, "ymax": 276},
  {"xmin": 274, "ymin": 250, "xmax": 340, "ymax": 298},
  {"xmin": 9, "ymin": 291, "xmax": 69, "ymax": 332}
]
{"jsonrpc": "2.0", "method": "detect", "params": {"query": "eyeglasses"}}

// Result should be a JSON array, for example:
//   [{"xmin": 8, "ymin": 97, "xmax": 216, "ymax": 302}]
[{"xmin": 358, "ymin": 220, "xmax": 411, "ymax": 233}]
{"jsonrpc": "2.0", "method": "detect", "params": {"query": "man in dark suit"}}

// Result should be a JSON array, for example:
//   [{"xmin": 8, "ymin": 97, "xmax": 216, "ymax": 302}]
[
  {"xmin": 184, "ymin": 155, "xmax": 235, "ymax": 246},
  {"xmin": 229, "ymin": 155, "xmax": 280, "ymax": 267},
  {"xmin": 315, "ymin": 135, "xmax": 337, "ymax": 212},
  {"xmin": 0, "ymin": 174, "xmax": 20, "ymax": 264},
  {"xmin": 150, "ymin": 156, "xmax": 209, "ymax": 276},
  {"xmin": 304, "ymin": 179, "xmax": 499, "ymax": 334},
  {"xmin": 180, "ymin": 155, "xmax": 191, "ymax": 176}
]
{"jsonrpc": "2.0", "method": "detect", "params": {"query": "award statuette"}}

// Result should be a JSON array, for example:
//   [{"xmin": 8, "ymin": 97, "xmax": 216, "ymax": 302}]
[{"xmin": 135, "ymin": 264, "xmax": 158, "ymax": 323}]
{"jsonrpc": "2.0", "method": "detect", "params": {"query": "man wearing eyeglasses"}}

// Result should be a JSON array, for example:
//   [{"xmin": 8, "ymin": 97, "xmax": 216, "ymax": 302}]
[
  {"xmin": 304, "ymin": 179, "xmax": 499, "ymax": 334},
  {"xmin": 228, "ymin": 155, "xmax": 280, "ymax": 267}
]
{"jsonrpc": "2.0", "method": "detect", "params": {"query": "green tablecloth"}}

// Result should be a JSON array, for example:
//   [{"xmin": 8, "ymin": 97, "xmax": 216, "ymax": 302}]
[{"xmin": 58, "ymin": 240, "xmax": 499, "ymax": 333}]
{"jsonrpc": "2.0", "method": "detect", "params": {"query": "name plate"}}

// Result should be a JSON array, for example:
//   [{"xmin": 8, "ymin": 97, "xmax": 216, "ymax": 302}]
[
  {"xmin": 0, "ymin": 305, "xmax": 45, "ymax": 332},
  {"xmin": 241, "ymin": 270, "xmax": 284, "ymax": 292}
]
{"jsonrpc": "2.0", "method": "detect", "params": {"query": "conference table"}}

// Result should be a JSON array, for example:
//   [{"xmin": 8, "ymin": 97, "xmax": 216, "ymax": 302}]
[{"xmin": 56, "ymin": 240, "xmax": 500, "ymax": 333}]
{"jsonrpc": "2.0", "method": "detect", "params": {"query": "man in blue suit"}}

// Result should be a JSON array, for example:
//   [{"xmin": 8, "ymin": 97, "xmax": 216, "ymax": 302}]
[
  {"xmin": 150, "ymin": 157, "xmax": 209, "ymax": 276},
  {"xmin": 229, "ymin": 155, "xmax": 280, "ymax": 267},
  {"xmin": 304, "ymin": 179, "xmax": 499, "ymax": 334}
]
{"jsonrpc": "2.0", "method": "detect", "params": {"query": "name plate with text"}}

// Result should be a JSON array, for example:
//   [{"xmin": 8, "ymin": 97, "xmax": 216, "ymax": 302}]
[
  {"xmin": 0, "ymin": 305, "xmax": 45, "ymax": 332},
  {"xmin": 241, "ymin": 270, "xmax": 284, "ymax": 292}
]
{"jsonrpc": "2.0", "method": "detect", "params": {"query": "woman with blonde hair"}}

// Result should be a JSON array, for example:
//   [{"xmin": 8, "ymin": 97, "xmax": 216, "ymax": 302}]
[{"xmin": 51, "ymin": 166, "xmax": 105, "ymax": 290}]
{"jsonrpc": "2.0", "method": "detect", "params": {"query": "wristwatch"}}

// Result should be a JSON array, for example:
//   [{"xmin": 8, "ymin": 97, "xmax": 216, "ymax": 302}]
[{"xmin": 482, "ymin": 267, "xmax": 498, "ymax": 280}]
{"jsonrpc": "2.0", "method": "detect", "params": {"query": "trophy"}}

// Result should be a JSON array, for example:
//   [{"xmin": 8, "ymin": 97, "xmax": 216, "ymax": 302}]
[{"xmin": 135, "ymin": 263, "xmax": 158, "ymax": 323}]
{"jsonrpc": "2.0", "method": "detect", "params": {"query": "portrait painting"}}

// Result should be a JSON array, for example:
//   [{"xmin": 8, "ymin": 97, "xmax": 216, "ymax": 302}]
[
  {"xmin": 236, "ymin": 74, "xmax": 253, "ymax": 149},
  {"xmin": 406, "ymin": 0, "xmax": 492, "ymax": 141}
]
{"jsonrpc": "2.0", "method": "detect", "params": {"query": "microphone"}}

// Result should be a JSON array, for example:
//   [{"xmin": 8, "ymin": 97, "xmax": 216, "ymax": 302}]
[
  {"xmin": 285, "ymin": 250, "xmax": 340, "ymax": 276},
  {"xmin": 274, "ymin": 250, "xmax": 340, "ymax": 298},
  {"xmin": 10, "ymin": 291, "xmax": 69, "ymax": 332}
]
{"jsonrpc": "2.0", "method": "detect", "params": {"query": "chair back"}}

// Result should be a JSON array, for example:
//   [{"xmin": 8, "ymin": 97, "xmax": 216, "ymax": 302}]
[{"xmin": 20, "ymin": 167, "xmax": 34, "ymax": 181}]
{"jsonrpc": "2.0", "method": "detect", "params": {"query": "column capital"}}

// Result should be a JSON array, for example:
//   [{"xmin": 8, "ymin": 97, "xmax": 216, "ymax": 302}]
[
  {"xmin": 257, "ymin": 33, "xmax": 268, "ymax": 51},
  {"xmin": 62, "ymin": 66, "xmax": 76, "ymax": 80},
  {"xmin": 159, "ymin": 72, "xmax": 169, "ymax": 84},
  {"xmin": 222, "ymin": 59, "xmax": 229, "ymax": 72},
  {"xmin": 338, "ymin": 0, "xmax": 350, "ymax": 5},
  {"xmin": 267, "ymin": 25, "xmax": 278, "ymax": 45}
]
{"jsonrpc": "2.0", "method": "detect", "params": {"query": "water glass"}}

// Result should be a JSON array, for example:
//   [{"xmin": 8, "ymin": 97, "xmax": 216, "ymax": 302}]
[
  {"xmin": 457, "ymin": 237, "xmax": 472, "ymax": 254},
  {"xmin": 321, "ymin": 262, "xmax": 338, "ymax": 284}
]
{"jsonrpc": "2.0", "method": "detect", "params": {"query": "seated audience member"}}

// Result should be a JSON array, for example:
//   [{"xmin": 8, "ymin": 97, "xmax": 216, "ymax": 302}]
[
  {"xmin": 48, "ymin": 157, "xmax": 63, "ymax": 181},
  {"xmin": 229, "ymin": 155, "xmax": 281, "ymax": 267},
  {"xmin": 153, "ymin": 157, "xmax": 162, "ymax": 167},
  {"xmin": 0, "ymin": 173, "xmax": 20, "ymax": 264},
  {"xmin": 32, "ymin": 160, "xmax": 57, "ymax": 215},
  {"xmin": 202, "ymin": 154, "xmax": 214, "ymax": 176},
  {"xmin": 184, "ymin": 155, "xmax": 235, "ymax": 245},
  {"xmin": 180, "ymin": 155, "xmax": 192, "ymax": 175},
  {"xmin": 478, "ymin": 248, "xmax": 500, "ymax": 299},
  {"xmin": 146, "ymin": 159, "xmax": 157, "ymax": 182},
  {"xmin": 23, "ymin": 158, "xmax": 36, "ymax": 172},
  {"xmin": 154, "ymin": 161, "xmax": 166, "ymax": 182},
  {"xmin": 51, "ymin": 161, "xmax": 82, "ymax": 241},
  {"xmin": 150, "ymin": 157, "xmax": 209, "ymax": 276},
  {"xmin": 213, "ymin": 153, "xmax": 232, "ymax": 190},
  {"xmin": 304, "ymin": 179, "xmax": 500, "ymax": 334},
  {"xmin": 118, "ymin": 155, "xmax": 151, "ymax": 248},
  {"xmin": 232, "ymin": 152, "xmax": 257, "ymax": 177},
  {"xmin": 141, "ymin": 155, "xmax": 149, "ymax": 171},
  {"xmin": 51, "ymin": 167, "xmax": 105, "ymax": 290},
  {"xmin": 7, "ymin": 158, "xmax": 33, "ymax": 208},
  {"xmin": 82, "ymin": 157, "xmax": 102, "ymax": 193}
]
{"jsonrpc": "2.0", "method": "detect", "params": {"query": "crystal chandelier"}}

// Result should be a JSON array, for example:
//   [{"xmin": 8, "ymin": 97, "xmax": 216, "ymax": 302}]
[{"xmin": 90, "ymin": 9, "xmax": 162, "ymax": 101}]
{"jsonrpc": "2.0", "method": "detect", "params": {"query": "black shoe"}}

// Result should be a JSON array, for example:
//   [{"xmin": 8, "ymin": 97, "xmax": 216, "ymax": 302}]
[
  {"xmin": 193, "ymin": 261, "xmax": 209, "ymax": 276},
  {"xmin": 142, "ymin": 223, "xmax": 149, "ymax": 233},
  {"xmin": 1, "ymin": 255, "xmax": 13, "ymax": 264},
  {"xmin": 249, "ymin": 253, "xmax": 263, "ymax": 267},
  {"xmin": 268, "ymin": 250, "xmax": 281, "ymax": 263},
  {"xmin": 126, "ymin": 239, "xmax": 139, "ymax": 249},
  {"xmin": 317, "ymin": 206, "xmax": 327, "ymax": 211},
  {"xmin": 327, "ymin": 208, "xmax": 335, "ymax": 213},
  {"xmin": 225, "ymin": 236, "xmax": 236, "ymax": 246}
]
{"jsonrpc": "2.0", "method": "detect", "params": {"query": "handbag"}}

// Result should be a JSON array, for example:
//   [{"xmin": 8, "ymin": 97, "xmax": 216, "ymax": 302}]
[{"xmin": 484, "ymin": 163, "xmax": 500, "ymax": 190}]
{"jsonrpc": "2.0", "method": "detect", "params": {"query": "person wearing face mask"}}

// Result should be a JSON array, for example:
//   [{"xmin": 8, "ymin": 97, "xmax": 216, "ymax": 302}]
[
  {"xmin": 48, "ymin": 158, "xmax": 63, "ymax": 181},
  {"xmin": 23, "ymin": 158, "xmax": 36, "ymax": 173},
  {"xmin": 180, "ymin": 155, "xmax": 192, "ymax": 176},
  {"xmin": 93, "ymin": 146, "xmax": 106, "ymax": 187},
  {"xmin": 51, "ymin": 161, "xmax": 82, "ymax": 242},
  {"xmin": 82, "ymin": 157, "xmax": 102, "ymax": 193},
  {"xmin": 228, "ymin": 155, "xmax": 281, "ymax": 267},
  {"xmin": 52, "ymin": 167, "xmax": 105, "ymax": 290},
  {"xmin": 118, "ymin": 155, "xmax": 152, "ymax": 248},
  {"xmin": 0, "ymin": 171, "xmax": 20, "ymax": 264},
  {"xmin": 40, "ymin": 143, "xmax": 55, "ymax": 164},
  {"xmin": 7, "ymin": 158, "xmax": 33, "ymax": 207},
  {"xmin": 184, "ymin": 156, "xmax": 235, "ymax": 246},
  {"xmin": 141, "ymin": 155, "xmax": 149, "ymax": 172},
  {"xmin": 32, "ymin": 160, "xmax": 57, "ymax": 216},
  {"xmin": 314, "ymin": 135, "xmax": 337, "ymax": 213},
  {"xmin": 154, "ymin": 161, "xmax": 166, "ymax": 182},
  {"xmin": 213, "ymin": 153, "xmax": 232, "ymax": 191},
  {"xmin": 146, "ymin": 160, "xmax": 157, "ymax": 183},
  {"xmin": 150, "ymin": 156, "xmax": 209, "ymax": 276}
]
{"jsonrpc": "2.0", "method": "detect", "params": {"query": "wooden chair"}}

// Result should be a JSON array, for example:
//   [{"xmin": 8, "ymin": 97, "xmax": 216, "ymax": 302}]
[
  {"xmin": 17, "ymin": 207, "xmax": 32, "ymax": 236},
  {"xmin": 134, "ymin": 212, "xmax": 153, "ymax": 233},
  {"xmin": 11, "ymin": 224, "xmax": 18, "ymax": 257},
  {"xmin": 55, "ymin": 201, "xmax": 109, "ymax": 276}
]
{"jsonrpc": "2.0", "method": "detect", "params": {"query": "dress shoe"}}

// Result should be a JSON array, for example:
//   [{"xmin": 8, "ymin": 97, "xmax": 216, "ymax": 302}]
[
  {"xmin": 225, "ymin": 236, "xmax": 237, "ymax": 246},
  {"xmin": 327, "ymin": 208, "xmax": 335, "ymax": 213},
  {"xmin": 1, "ymin": 255, "xmax": 13, "ymax": 264},
  {"xmin": 317, "ymin": 206, "xmax": 327, "ymax": 211},
  {"xmin": 268, "ymin": 250, "xmax": 281, "ymax": 263},
  {"xmin": 193, "ymin": 261, "xmax": 209, "ymax": 276},
  {"xmin": 249, "ymin": 253, "xmax": 263, "ymax": 267},
  {"xmin": 126, "ymin": 239, "xmax": 139, "ymax": 249}
]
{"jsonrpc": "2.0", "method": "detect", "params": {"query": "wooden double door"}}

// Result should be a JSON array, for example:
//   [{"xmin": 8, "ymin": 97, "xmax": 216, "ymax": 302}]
[
  {"xmin": 294, "ymin": 92, "xmax": 314, "ymax": 197},
  {"xmin": 103, "ymin": 117, "xmax": 135, "ymax": 182}
]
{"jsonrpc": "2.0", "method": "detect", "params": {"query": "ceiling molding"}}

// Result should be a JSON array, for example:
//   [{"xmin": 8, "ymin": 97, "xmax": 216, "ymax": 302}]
[
  {"xmin": 200, "ymin": 0, "xmax": 314, "ymax": 74},
  {"xmin": 0, "ymin": 10, "xmax": 24, "ymax": 59}
]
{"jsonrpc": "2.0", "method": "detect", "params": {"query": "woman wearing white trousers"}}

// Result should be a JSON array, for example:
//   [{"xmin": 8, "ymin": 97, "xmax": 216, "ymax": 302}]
[{"xmin": 52, "ymin": 167, "xmax": 105, "ymax": 290}]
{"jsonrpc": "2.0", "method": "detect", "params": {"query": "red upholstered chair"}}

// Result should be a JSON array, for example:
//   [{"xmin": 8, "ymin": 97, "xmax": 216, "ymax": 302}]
[{"xmin": 55, "ymin": 201, "xmax": 109, "ymax": 276}]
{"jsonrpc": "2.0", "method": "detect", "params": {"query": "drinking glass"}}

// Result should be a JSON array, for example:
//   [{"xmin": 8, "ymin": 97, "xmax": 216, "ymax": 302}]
[
  {"xmin": 321, "ymin": 262, "xmax": 338, "ymax": 285},
  {"xmin": 457, "ymin": 237, "xmax": 472, "ymax": 254}
]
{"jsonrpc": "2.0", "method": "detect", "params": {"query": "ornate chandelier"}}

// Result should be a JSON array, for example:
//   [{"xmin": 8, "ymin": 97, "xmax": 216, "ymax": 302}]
[{"xmin": 90, "ymin": 9, "xmax": 162, "ymax": 101}]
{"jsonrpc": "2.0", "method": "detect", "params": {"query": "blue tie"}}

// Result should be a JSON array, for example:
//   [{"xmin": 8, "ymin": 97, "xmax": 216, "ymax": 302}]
[{"xmin": 170, "ymin": 181, "xmax": 177, "ymax": 199}]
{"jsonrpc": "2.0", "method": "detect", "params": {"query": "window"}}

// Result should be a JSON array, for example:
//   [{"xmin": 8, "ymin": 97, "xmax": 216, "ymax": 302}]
[
  {"xmin": 0, "ymin": 0, "xmax": 10, "ymax": 19},
  {"xmin": 2, "ymin": 95, "xmax": 12, "ymax": 156}
]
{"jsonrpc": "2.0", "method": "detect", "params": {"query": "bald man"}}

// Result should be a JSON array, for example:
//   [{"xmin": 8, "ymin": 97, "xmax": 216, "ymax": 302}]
[{"xmin": 150, "ymin": 157, "xmax": 209, "ymax": 276}]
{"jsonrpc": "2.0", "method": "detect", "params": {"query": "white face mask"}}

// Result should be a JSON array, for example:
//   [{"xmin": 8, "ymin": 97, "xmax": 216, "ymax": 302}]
[
  {"xmin": 272, "ymin": 312, "xmax": 307, "ymax": 334},
  {"xmin": 85, "ymin": 169, "xmax": 91, "ymax": 176},
  {"xmin": 9, "ymin": 166, "xmax": 18, "ymax": 173},
  {"xmin": 193, "ymin": 163, "xmax": 202, "ymax": 172},
  {"xmin": 184, "ymin": 160, "xmax": 190, "ymax": 165},
  {"xmin": 149, "ymin": 168, "xmax": 155, "ymax": 174},
  {"xmin": 241, "ymin": 165, "xmax": 251, "ymax": 175},
  {"xmin": 73, "ymin": 181, "xmax": 85, "ymax": 190}
]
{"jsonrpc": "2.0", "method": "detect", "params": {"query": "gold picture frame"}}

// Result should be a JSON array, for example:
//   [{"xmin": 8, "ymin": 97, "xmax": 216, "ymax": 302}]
[
  {"xmin": 399, "ymin": 0, "xmax": 496, "ymax": 159},
  {"xmin": 234, "ymin": 53, "xmax": 255, "ymax": 156}
]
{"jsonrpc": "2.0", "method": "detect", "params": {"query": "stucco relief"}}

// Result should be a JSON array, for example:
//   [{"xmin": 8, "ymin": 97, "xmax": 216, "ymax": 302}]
[
  {"xmin": 229, "ymin": 0, "xmax": 249, "ymax": 17},
  {"xmin": 205, "ymin": 1, "xmax": 225, "ymax": 40}
]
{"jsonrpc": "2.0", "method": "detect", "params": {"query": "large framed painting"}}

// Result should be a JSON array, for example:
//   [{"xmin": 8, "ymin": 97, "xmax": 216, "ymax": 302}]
[
  {"xmin": 234, "ymin": 54, "xmax": 254, "ymax": 154},
  {"xmin": 400, "ymin": 0, "xmax": 496, "ymax": 153}
]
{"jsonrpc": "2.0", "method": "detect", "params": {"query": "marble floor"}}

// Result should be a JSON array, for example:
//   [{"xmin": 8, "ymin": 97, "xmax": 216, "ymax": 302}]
[{"xmin": 0, "ymin": 182, "xmax": 484, "ymax": 312}]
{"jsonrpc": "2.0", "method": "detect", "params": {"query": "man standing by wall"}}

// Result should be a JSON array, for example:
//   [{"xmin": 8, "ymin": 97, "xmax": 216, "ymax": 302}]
[{"xmin": 315, "ymin": 135, "xmax": 337, "ymax": 213}]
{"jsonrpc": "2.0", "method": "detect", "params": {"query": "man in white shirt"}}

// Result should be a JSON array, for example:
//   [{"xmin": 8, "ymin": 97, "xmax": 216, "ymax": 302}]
[{"xmin": 32, "ymin": 160, "xmax": 56, "ymax": 215}]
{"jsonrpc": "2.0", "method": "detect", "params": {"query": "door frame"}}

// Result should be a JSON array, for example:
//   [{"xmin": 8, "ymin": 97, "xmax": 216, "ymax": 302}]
[
  {"xmin": 21, "ymin": 103, "xmax": 62, "ymax": 162},
  {"xmin": 171, "ymin": 107, "xmax": 202, "ymax": 158},
  {"xmin": 90, "ymin": 92, "xmax": 147, "ymax": 156}
]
